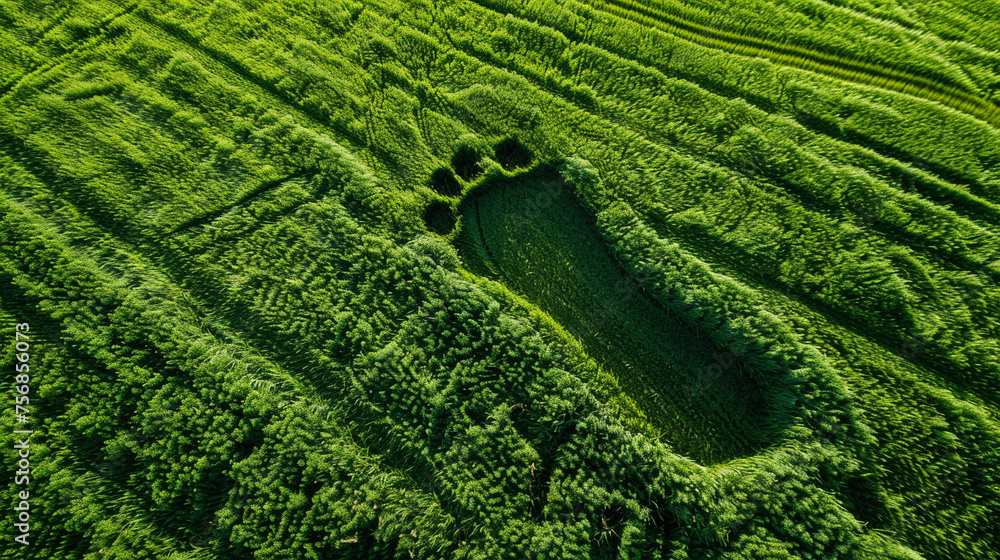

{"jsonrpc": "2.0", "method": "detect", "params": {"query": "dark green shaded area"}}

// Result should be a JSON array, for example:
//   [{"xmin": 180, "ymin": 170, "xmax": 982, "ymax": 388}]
[
  {"xmin": 428, "ymin": 166, "xmax": 462, "ymax": 197},
  {"xmin": 451, "ymin": 142, "xmax": 485, "ymax": 181},
  {"xmin": 493, "ymin": 136, "xmax": 534, "ymax": 170},
  {"xmin": 424, "ymin": 200, "xmax": 457, "ymax": 234}
]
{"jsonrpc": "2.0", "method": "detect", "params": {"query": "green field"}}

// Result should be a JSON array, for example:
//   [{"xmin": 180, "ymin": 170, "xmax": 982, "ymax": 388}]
[{"xmin": 1, "ymin": 0, "xmax": 999, "ymax": 558}]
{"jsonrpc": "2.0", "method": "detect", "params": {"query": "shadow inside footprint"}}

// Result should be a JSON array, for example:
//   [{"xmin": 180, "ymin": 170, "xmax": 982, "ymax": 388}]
[{"xmin": 455, "ymin": 163, "xmax": 793, "ymax": 464}]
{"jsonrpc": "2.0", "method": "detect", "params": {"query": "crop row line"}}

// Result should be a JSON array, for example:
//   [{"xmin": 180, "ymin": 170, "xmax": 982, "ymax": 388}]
[{"xmin": 579, "ymin": 0, "xmax": 1000, "ymax": 128}]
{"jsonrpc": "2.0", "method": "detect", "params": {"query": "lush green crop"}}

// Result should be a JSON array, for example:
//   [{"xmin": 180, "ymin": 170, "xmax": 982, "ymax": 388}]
[{"xmin": 1, "ymin": 0, "xmax": 998, "ymax": 558}]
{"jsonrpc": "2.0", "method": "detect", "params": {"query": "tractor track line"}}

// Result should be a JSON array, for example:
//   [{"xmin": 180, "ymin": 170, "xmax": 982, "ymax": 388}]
[{"xmin": 582, "ymin": 0, "xmax": 1000, "ymax": 128}]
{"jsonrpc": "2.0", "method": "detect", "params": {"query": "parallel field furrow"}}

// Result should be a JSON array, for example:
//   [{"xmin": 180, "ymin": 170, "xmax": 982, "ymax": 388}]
[{"xmin": 581, "ymin": 0, "xmax": 1000, "ymax": 128}]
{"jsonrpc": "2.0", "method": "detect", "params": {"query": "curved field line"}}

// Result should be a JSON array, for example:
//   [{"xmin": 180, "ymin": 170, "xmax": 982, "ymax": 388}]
[
  {"xmin": 171, "ymin": 172, "xmax": 312, "ymax": 234},
  {"xmin": 0, "ymin": 3, "xmax": 138, "ymax": 102},
  {"xmin": 579, "ymin": 0, "xmax": 1000, "ymax": 128}
]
